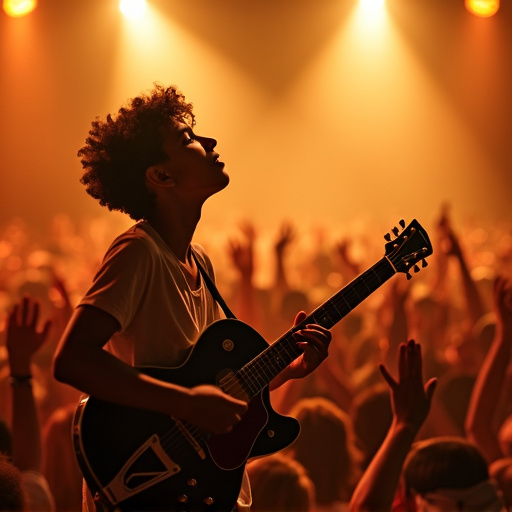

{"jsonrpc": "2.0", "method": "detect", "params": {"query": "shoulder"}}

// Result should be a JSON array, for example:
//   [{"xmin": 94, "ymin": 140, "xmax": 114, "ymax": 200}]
[
  {"xmin": 191, "ymin": 243, "xmax": 215, "ymax": 279},
  {"xmin": 103, "ymin": 222, "xmax": 162, "ymax": 261}
]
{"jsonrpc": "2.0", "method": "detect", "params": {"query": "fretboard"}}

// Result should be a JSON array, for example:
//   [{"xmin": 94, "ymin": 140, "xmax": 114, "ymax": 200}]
[{"xmin": 236, "ymin": 256, "xmax": 395, "ymax": 399}]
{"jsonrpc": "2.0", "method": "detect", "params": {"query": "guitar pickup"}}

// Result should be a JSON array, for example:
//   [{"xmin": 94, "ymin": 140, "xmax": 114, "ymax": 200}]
[{"xmin": 174, "ymin": 418, "xmax": 207, "ymax": 461}]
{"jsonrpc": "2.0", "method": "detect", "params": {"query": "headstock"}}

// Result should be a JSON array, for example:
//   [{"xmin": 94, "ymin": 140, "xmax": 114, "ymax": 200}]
[{"xmin": 384, "ymin": 219, "xmax": 433, "ymax": 279}]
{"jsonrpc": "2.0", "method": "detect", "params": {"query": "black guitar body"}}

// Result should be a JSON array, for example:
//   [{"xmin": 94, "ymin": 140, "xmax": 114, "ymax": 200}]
[
  {"xmin": 73, "ymin": 219, "xmax": 433, "ymax": 511},
  {"xmin": 73, "ymin": 319, "xmax": 300, "ymax": 512}
]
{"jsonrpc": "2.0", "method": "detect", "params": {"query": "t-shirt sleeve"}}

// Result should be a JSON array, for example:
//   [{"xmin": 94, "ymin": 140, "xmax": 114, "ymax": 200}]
[{"xmin": 79, "ymin": 237, "xmax": 153, "ymax": 331}]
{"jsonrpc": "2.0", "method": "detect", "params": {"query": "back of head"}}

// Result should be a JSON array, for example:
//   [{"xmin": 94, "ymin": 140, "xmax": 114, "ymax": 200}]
[
  {"xmin": 0, "ymin": 453, "xmax": 24, "ymax": 511},
  {"xmin": 404, "ymin": 437, "xmax": 502, "ymax": 512},
  {"xmin": 0, "ymin": 419, "xmax": 13, "ymax": 457},
  {"xmin": 351, "ymin": 383, "xmax": 392, "ymax": 469},
  {"xmin": 286, "ymin": 397, "xmax": 361, "ymax": 503},
  {"xmin": 498, "ymin": 415, "xmax": 512, "ymax": 458},
  {"xmin": 404, "ymin": 437, "xmax": 489, "ymax": 493},
  {"xmin": 78, "ymin": 83, "xmax": 195, "ymax": 221},
  {"xmin": 247, "ymin": 453, "xmax": 314, "ymax": 512},
  {"xmin": 435, "ymin": 371, "xmax": 477, "ymax": 433},
  {"xmin": 489, "ymin": 458, "xmax": 512, "ymax": 509}
]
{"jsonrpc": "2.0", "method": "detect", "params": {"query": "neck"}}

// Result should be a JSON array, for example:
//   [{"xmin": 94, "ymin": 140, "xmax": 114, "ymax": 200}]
[{"xmin": 147, "ymin": 206, "xmax": 202, "ymax": 262}]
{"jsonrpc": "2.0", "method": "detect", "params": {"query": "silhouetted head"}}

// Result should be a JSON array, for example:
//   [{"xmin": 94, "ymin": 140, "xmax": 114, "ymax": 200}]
[
  {"xmin": 404, "ymin": 437, "xmax": 502, "ymax": 512},
  {"xmin": 78, "ymin": 83, "xmax": 195, "ymax": 220}
]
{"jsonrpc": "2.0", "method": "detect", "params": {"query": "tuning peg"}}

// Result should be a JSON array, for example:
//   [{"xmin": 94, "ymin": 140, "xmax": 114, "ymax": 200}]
[
  {"xmin": 413, "ymin": 264, "xmax": 420, "ymax": 273},
  {"xmin": 392, "ymin": 226, "xmax": 400, "ymax": 237},
  {"xmin": 399, "ymin": 219, "xmax": 405, "ymax": 229},
  {"xmin": 384, "ymin": 233, "xmax": 391, "ymax": 242},
  {"xmin": 422, "ymin": 259, "xmax": 428, "ymax": 268},
  {"xmin": 406, "ymin": 272, "xmax": 412, "ymax": 280}
]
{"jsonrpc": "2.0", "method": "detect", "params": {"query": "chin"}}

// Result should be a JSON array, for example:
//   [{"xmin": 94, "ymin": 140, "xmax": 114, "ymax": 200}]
[
  {"xmin": 206, "ymin": 175, "xmax": 230, "ymax": 198},
  {"xmin": 219, "ymin": 172, "xmax": 230, "ymax": 189}
]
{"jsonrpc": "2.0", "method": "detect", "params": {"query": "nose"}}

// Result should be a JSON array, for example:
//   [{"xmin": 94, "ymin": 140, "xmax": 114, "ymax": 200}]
[{"xmin": 197, "ymin": 135, "xmax": 217, "ymax": 152}]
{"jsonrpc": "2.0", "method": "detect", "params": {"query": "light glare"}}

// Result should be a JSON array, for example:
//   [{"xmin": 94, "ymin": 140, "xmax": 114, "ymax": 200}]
[
  {"xmin": 359, "ymin": 0, "xmax": 386, "ymax": 10},
  {"xmin": 3, "ymin": 0, "xmax": 37, "ymax": 17},
  {"xmin": 119, "ymin": 0, "xmax": 147, "ymax": 20},
  {"xmin": 465, "ymin": 0, "xmax": 500, "ymax": 17}
]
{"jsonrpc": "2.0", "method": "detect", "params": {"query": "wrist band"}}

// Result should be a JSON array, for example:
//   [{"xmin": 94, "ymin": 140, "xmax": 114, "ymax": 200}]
[{"xmin": 9, "ymin": 375, "xmax": 33, "ymax": 387}]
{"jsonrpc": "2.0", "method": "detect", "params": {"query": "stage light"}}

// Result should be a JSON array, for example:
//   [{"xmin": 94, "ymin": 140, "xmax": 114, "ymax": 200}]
[
  {"xmin": 359, "ymin": 0, "xmax": 386, "ymax": 9},
  {"xmin": 119, "ymin": 0, "xmax": 147, "ymax": 19},
  {"xmin": 3, "ymin": 0, "xmax": 37, "ymax": 17},
  {"xmin": 465, "ymin": 0, "xmax": 500, "ymax": 17}
]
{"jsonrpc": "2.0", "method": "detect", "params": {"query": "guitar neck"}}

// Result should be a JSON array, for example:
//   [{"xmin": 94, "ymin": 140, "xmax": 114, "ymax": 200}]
[{"xmin": 237, "ymin": 256, "xmax": 396, "ymax": 399}]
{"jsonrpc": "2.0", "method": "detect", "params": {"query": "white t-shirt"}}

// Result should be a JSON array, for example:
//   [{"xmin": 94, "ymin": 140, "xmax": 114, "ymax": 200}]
[
  {"xmin": 79, "ymin": 221, "xmax": 220, "ymax": 367},
  {"xmin": 79, "ymin": 220, "xmax": 251, "ymax": 510}
]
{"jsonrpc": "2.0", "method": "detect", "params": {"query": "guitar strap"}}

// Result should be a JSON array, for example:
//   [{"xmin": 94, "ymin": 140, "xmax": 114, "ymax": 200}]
[{"xmin": 192, "ymin": 251, "xmax": 237, "ymax": 320}]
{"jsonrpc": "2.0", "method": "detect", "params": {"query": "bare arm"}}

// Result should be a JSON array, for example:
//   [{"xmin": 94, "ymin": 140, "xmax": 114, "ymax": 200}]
[
  {"xmin": 314, "ymin": 353, "xmax": 354, "ymax": 412},
  {"xmin": 274, "ymin": 221, "xmax": 296, "ymax": 293},
  {"xmin": 53, "ymin": 305, "xmax": 248, "ymax": 434},
  {"xmin": 383, "ymin": 281, "xmax": 410, "ymax": 377},
  {"xmin": 334, "ymin": 237, "xmax": 360, "ymax": 282},
  {"xmin": 439, "ymin": 213, "xmax": 485, "ymax": 325},
  {"xmin": 350, "ymin": 340, "xmax": 437, "ymax": 512},
  {"xmin": 7, "ymin": 297, "xmax": 52, "ymax": 472},
  {"xmin": 227, "ymin": 222, "xmax": 261, "ymax": 330},
  {"xmin": 465, "ymin": 276, "xmax": 512, "ymax": 463}
]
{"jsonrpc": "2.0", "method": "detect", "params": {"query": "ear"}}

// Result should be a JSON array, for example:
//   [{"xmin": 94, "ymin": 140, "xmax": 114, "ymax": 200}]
[{"xmin": 145, "ymin": 166, "xmax": 176, "ymax": 187}]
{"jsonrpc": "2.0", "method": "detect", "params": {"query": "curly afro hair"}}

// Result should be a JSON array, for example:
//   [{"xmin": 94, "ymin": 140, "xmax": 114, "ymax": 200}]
[{"xmin": 78, "ymin": 83, "xmax": 195, "ymax": 220}]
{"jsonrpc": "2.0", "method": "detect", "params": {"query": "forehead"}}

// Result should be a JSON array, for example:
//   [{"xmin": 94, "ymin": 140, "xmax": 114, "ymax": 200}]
[{"xmin": 161, "ymin": 119, "xmax": 191, "ymax": 137}]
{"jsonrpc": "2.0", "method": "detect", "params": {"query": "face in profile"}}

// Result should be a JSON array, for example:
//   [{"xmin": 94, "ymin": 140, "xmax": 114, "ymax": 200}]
[{"xmin": 152, "ymin": 120, "xmax": 229, "ymax": 201}]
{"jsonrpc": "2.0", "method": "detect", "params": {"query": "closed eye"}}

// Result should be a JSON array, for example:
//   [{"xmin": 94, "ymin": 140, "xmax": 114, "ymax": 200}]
[{"xmin": 183, "ymin": 128, "xmax": 200, "ymax": 145}]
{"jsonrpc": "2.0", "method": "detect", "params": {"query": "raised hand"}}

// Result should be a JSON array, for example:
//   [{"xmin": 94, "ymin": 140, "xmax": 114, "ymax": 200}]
[
  {"xmin": 437, "ymin": 206, "xmax": 463, "ymax": 260},
  {"xmin": 227, "ymin": 222, "xmax": 256, "ymax": 279},
  {"xmin": 379, "ymin": 339, "xmax": 437, "ymax": 432},
  {"xmin": 6, "ymin": 296, "xmax": 52, "ymax": 473},
  {"xmin": 493, "ymin": 276, "xmax": 512, "ymax": 335},
  {"xmin": 334, "ymin": 237, "xmax": 360, "ymax": 277},
  {"xmin": 349, "ymin": 340, "xmax": 437, "ymax": 512},
  {"xmin": 274, "ymin": 222, "xmax": 295, "ymax": 256},
  {"xmin": 7, "ymin": 297, "xmax": 52, "ymax": 376}
]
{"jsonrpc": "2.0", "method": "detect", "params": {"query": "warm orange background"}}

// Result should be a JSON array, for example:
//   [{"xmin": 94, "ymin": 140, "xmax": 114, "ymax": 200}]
[{"xmin": 1, "ymin": 0, "xmax": 511, "ymax": 242}]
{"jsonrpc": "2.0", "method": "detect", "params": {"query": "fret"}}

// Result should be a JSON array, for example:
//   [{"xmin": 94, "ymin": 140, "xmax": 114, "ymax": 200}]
[{"xmin": 234, "ymin": 257, "xmax": 396, "ymax": 398}]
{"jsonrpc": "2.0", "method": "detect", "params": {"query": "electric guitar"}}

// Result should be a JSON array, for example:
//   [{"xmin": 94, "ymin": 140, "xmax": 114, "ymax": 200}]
[{"xmin": 73, "ymin": 218, "xmax": 432, "ymax": 512}]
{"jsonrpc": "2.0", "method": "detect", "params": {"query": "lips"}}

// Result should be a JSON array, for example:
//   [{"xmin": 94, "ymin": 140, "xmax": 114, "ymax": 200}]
[{"xmin": 212, "ymin": 153, "xmax": 223, "ymax": 166}]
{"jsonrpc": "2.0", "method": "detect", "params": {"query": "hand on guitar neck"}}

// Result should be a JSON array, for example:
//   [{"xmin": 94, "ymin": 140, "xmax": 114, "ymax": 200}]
[
  {"xmin": 71, "ymin": 219, "xmax": 432, "ymax": 511},
  {"xmin": 269, "ymin": 310, "xmax": 332, "ymax": 391}
]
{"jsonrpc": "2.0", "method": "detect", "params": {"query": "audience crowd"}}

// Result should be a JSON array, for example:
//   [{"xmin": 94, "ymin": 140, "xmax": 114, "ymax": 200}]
[{"xmin": 0, "ymin": 203, "xmax": 511, "ymax": 511}]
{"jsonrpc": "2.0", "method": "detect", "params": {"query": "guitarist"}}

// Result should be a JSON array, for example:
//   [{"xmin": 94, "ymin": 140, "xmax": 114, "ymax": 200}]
[{"xmin": 53, "ymin": 83, "xmax": 332, "ymax": 511}]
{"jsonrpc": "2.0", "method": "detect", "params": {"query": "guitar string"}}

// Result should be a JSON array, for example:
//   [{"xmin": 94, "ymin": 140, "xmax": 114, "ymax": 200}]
[
  {"xmin": 227, "ymin": 234, "xmax": 432, "ymax": 398},
  {"xmin": 225, "ymin": 264, "xmax": 388, "ymax": 397},
  {"xmin": 221, "ymin": 260, "xmax": 392, "ymax": 398},
  {"xmin": 156, "ymin": 419, "xmax": 208, "ymax": 458},
  {"xmin": 195, "ymin": 245, "xmax": 424, "ymax": 425},
  {"xmin": 141, "ymin": 238, "xmax": 428, "ymax": 461},
  {"xmin": 221, "ymin": 244, "xmax": 423, "ymax": 397},
  {"xmin": 222, "ymin": 230, "xmax": 426, "ymax": 396},
  {"xmin": 98, "ymin": 234, "xmax": 429, "ymax": 479}
]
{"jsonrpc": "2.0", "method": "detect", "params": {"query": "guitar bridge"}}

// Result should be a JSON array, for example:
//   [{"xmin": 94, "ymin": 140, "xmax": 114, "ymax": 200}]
[{"xmin": 102, "ymin": 434, "xmax": 181, "ymax": 505}]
